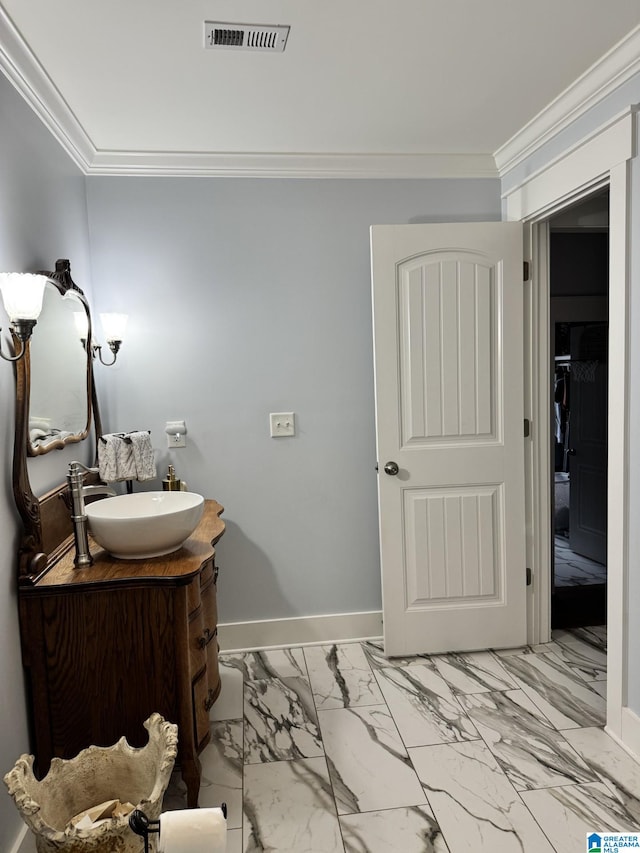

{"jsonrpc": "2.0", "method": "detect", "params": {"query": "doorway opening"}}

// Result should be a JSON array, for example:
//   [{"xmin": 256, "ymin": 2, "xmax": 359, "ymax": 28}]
[{"xmin": 548, "ymin": 190, "xmax": 609, "ymax": 629}]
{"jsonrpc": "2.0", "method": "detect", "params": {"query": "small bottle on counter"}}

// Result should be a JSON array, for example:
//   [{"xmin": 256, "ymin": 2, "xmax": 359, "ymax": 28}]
[{"xmin": 162, "ymin": 465, "xmax": 183, "ymax": 491}]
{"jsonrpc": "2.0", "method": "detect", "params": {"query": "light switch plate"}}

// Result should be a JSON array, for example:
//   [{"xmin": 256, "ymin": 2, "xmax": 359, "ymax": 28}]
[{"xmin": 270, "ymin": 412, "xmax": 295, "ymax": 437}]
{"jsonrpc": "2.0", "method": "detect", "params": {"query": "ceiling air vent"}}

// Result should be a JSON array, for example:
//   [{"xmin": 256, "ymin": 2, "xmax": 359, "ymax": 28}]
[{"xmin": 204, "ymin": 22, "xmax": 290, "ymax": 53}]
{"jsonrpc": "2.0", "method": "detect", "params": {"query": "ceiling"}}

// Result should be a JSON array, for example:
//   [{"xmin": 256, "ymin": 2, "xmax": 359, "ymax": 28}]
[{"xmin": 1, "ymin": 1, "xmax": 640, "ymax": 177}]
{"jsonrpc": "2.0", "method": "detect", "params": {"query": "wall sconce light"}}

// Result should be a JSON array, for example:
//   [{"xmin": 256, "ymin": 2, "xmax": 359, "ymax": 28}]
[
  {"xmin": 97, "ymin": 313, "xmax": 128, "ymax": 365},
  {"xmin": 73, "ymin": 310, "xmax": 128, "ymax": 366},
  {"xmin": 0, "ymin": 273, "xmax": 48, "ymax": 362}
]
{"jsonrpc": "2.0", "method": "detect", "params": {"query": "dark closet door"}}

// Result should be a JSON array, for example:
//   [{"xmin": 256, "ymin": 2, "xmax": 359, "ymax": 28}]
[{"xmin": 568, "ymin": 323, "xmax": 608, "ymax": 565}]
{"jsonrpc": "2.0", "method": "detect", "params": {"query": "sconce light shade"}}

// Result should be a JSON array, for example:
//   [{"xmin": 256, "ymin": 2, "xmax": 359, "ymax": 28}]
[
  {"xmin": 92, "ymin": 312, "xmax": 128, "ymax": 366},
  {"xmin": 0, "ymin": 273, "xmax": 47, "ymax": 321},
  {"xmin": 0, "ymin": 273, "xmax": 49, "ymax": 362},
  {"xmin": 100, "ymin": 312, "xmax": 128, "ymax": 343}
]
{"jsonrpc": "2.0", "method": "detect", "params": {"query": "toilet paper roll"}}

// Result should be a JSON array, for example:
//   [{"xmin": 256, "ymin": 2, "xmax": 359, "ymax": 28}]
[{"xmin": 158, "ymin": 808, "xmax": 226, "ymax": 853}]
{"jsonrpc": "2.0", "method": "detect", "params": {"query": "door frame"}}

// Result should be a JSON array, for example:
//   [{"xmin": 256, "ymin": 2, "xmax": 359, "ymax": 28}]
[{"xmin": 503, "ymin": 106, "xmax": 635, "ymax": 746}]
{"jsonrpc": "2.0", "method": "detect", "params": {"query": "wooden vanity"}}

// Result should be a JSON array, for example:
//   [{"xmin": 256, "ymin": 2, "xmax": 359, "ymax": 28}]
[
  {"xmin": 10, "ymin": 261, "xmax": 227, "ymax": 808},
  {"xmin": 18, "ymin": 498, "xmax": 225, "ymax": 808}
]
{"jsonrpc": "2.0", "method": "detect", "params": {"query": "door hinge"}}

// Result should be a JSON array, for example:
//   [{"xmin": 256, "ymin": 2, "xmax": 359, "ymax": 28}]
[
  {"xmin": 526, "ymin": 567, "xmax": 532, "ymax": 586},
  {"xmin": 524, "ymin": 418, "xmax": 531, "ymax": 438},
  {"xmin": 523, "ymin": 260, "xmax": 531, "ymax": 281}
]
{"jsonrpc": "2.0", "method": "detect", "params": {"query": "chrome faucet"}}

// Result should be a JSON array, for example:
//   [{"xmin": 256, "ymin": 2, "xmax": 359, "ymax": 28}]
[{"xmin": 67, "ymin": 461, "xmax": 116, "ymax": 567}]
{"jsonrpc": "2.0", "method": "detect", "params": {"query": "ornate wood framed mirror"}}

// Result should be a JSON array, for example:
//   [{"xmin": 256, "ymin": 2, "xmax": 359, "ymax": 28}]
[{"xmin": 13, "ymin": 259, "xmax": 102, "ymax": 580}]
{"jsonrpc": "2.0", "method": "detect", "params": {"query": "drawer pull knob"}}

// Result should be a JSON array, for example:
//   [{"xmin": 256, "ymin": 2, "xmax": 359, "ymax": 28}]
[
  {"xmin": 204, "ymin": 688, "xmax": 216, "ymax": 711},
  {"xmin": 197, "ymin": 626, "xmax": 218, "ymax": 649}
]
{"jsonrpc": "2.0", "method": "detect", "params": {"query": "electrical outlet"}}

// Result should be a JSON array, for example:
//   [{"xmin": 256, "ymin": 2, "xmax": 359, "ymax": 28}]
[
  {"xmin": 165, "ymin": 420, "xmax": 187, "ymax": 448},
  {"xmin": 269, "ymin": 412, "xmax": 295, "ymax": 437}
]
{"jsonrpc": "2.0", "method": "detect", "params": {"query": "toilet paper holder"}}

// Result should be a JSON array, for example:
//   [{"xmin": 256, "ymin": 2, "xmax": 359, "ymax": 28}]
[{"xmin": 129, "ymin": 804, "xmax": 227, "ymax": 853}]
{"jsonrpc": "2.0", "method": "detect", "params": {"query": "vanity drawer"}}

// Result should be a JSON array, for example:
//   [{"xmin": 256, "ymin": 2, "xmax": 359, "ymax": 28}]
[
  {"xmin": 188, "ymin": 608, "xmax": 207, "ymax": 678},
  {"xmin": 206, "ymin": 636, "xmax": 220, "ymax": 702},
  {"xmin": 192, "ymin": 670, "xmax": 212, "ymax": 750},
  {"xmin": 200, "ymin": 559, "xmax": 214, "ymax": 588},
  {"xmin": 201, "ymin": 576, "xmax": 218, "ymax": 635},
  {"xmin": 186, "ymin": 574, "xmax": 201, "ymax": 616}
]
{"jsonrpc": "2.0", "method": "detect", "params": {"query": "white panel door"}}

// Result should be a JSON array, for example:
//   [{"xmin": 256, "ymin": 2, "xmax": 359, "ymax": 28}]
[{"xmin": 371, "ymin": 223, "xmax": 526, "ymax": 656}]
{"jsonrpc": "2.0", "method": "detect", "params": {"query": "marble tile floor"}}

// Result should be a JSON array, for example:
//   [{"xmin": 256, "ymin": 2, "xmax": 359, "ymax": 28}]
[
  {"xmin": 554, "ymin": 534, "xmax": 607, "ymax": 587},
  {"xmin": 17, "ymin": 625, "xmax": 633, "ymax": 853},
  {"xmin": 159, "ymin": 624, "xmax": 640, "ymax": 853}
]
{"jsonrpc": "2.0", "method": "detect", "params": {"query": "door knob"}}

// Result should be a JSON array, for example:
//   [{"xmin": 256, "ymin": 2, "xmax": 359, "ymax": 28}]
[
  {"xmin": 567, "ymin": 448, "xmax": 576, "ymax": 456},
  {"xmin": 384, "ymin": 461, "xmax": 399, "ymax": 476}
]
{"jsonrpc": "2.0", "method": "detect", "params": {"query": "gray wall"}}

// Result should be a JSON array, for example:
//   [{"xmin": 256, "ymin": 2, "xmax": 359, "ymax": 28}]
[
  {"xmin": 0, "ymin": 66, "xmax": 501, "ymax": 845},
  {"xmin": 0, "ymin": 73, "xmax": 93, "ymax": 851},
  {"xmin": 85, "ymin": 177, "xmax": 501, "ymax": 626}
]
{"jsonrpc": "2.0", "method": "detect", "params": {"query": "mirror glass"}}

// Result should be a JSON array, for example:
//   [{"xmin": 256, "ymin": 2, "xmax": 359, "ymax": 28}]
[{"xmin": 27, "ymin": 281, "xmax": 91, "ymax": 454}]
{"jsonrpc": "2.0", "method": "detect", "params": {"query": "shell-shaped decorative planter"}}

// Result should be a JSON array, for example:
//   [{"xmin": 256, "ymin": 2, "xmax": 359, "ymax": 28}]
[{"xmin": 4, "ymin": 713, "xmax": 178, "ymax": 853}]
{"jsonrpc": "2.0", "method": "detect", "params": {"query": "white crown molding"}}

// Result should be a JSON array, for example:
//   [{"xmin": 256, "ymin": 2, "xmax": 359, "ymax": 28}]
[
  {"xmin": 0, "ymin": 8, "xmax": 496, "ymax": 179},
  {"xmin": 87, "ymin": 149, "xmax": 498, "ymax": 179},
  {"xmin": 495, "ymin": 24, "xmax": 640, "ymax": 177},
  {"xmin": 502, "ymin": 106, "xmax": 635, "ymax": 219},
  {"xmin": 3, "ymin": 1, "xmax": 637, "ymax": 181},
  {"xmin": 0, "ymin": 7, "xmax": 95, "ymax": 172}
]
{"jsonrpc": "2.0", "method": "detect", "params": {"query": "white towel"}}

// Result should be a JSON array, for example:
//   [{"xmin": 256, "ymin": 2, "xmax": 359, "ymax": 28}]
[
  {"xmin": 129, "ymin": 431, "xmax": 157, "ymax": 481},
  {"xmin": 98, "ymin": 434, "xmax": 119, "ymax": 482},
  {"xmin": 115, "ymin": 437, "xmax": 137, "ymax": 480},
  {"xmin": 98, "ymin": 433, "xmax": 137, "ymax": 482}
]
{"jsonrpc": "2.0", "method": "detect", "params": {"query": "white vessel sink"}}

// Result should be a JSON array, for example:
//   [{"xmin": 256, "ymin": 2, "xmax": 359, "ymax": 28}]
[{"xmin": 85, "ymin": 491, "xmax": 205, "ymax": 559}]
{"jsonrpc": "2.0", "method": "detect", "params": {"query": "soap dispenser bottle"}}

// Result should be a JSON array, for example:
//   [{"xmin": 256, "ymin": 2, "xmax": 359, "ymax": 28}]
[{"xmin": 162, "ymin": 465, "xmax": 182, "ymax": 491}]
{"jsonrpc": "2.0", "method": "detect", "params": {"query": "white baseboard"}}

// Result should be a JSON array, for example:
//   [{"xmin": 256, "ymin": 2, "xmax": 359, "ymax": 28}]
[
  {"xmin": 606, "ymin": 706, "xmax": 640, "ymax": 763},
  {"xmin": 218, "ymin": 610, "xmax": 383, "ymax": 653}
]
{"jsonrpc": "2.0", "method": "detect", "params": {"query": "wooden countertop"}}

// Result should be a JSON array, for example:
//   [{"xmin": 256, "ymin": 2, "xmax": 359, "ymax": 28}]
[{"xmin": 25, "ymin": 499, "xmax": 225, "ymax": 593}]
